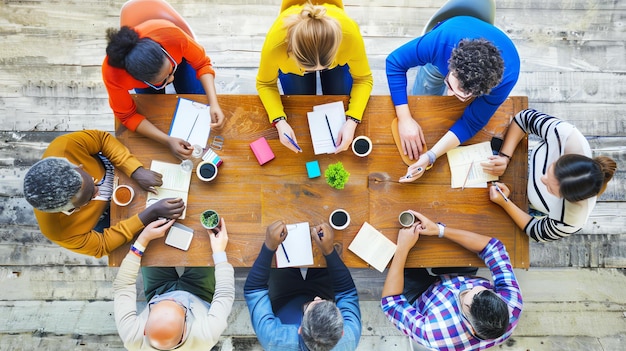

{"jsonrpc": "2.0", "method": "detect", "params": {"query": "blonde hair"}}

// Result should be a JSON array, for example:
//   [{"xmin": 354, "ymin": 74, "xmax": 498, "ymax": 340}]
[{"xmin": 284, "ymin": 2, "xmax": 342, "ymax": 70}]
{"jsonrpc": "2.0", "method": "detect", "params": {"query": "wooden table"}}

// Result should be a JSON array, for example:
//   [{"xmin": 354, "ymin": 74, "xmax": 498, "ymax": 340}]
[{"xmin": 110, "ymin": 94, "xmax": 529, "ymax": 269}]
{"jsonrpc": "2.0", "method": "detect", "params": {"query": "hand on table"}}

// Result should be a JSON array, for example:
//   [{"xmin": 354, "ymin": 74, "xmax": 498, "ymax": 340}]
[
  {"xmin": 136, "ymin": 218, "xmax": 175, "ymax": 245},
  {"xmin": 167, "ymin": 136, "xmax": 193, "ymax": 160},
  {"xmin": 208, "ymin": 218, "xmax": 229, "ymax": 253},
  {"xmin": 399, "ymin": 117, "xmax": 425, "ymax": 160},
  {"xmin": 481, "ymin": 155, "xmax": 510, "ymax": 176},
  {"xmin": 210, "ymin": 103, "xmax": 226, "ymax": 129},
  {"xmin": 130, "ymin": 167, "xmax": 163, "ymax": 194},
  {"xmin": 311, "ymin": 222, "xmax": 335, "ymax": 255},
  {"xmin": 264, "ymin": 220, "xmax": 288, "ymax": 251},
  {"xmin": 140, "ymin": 197, "xmax": 185, "ymax": 224},
  {"xmin": 396, "ymin": 223, "xmax": 420, "ymax": 252},
  {"xmin": 334, "ymin": 118, "xmax": 358, "ymax": 154},
  {"xmin": 275, "ymin": 120, "xmax": 302, "ymax": 153},
  {"xmin": 410, "ymin": 211, "xmax": 439, "ymax": 236},
  {"xmin": 399, "ymin": 154, "xmax": 429, "ymax": 183}
]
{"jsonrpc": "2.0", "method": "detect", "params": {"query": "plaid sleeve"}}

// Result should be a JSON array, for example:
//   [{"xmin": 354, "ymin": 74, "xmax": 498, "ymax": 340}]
[{"xmin": 381, "ymin": 295, "xmax": 430, "ymax": 345}]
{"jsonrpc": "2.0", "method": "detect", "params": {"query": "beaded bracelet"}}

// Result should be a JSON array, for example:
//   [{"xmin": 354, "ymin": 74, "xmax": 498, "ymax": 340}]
[
  {"xmin": 347, "ymin": 116, "xmax": 361, "ymax": 124},
  {"xmin": 130, "ymin": 245, "xmax": 144, "ymax": 257}
]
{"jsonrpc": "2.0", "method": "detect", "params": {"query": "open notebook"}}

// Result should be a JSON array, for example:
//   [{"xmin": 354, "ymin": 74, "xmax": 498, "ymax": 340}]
[
  {"xmin": 447, "ymin": 141, "xmax": 498, "ymax": 188},
  {"xmin": 169, "ymin": 97, "xmax": 212, "ymax": 147},
  {"xmin": 348, "ymin": 222, "xmax": 397, "ymax": 273},
  {"xmin": 146, "ymin": 161, "xmax": 192, "ymax": 219},
  {"xmin": 307, "ymin": 101, "xmax": 346, "ymax": 154},
  {"xmin": 275, "ymin": 222, "xmax": 314, "ymax": 268}
]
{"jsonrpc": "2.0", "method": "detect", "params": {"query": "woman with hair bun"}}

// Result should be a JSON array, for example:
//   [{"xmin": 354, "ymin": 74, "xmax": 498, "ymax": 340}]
[
  {"xmin": 103, "ymin": 11, "xmax": 224, "ymax": 160},
  {"xmin": 482, "ymin": 109, "xmax": 617, "ymax": 242},
  {"xmin": 257, "ymin": 0, "xmax": 373, "ymax": 153}
]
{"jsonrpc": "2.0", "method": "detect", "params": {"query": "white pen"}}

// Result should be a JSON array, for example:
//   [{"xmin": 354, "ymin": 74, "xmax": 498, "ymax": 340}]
[
  {"xmin": 493, "ymin": 182, "xmax": 509, "ymax": 202},
  {"xmin": 404, "ymin": 167, "xmax": 423, "ymax": 179}
]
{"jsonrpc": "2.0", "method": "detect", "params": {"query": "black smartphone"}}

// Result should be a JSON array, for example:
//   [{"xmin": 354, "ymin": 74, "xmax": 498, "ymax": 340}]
[{"xmin": 491, "ymin": 136, "xmax": 504, "ymax": 155}]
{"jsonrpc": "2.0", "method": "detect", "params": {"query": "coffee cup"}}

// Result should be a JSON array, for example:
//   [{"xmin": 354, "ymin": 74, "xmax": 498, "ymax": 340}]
[
  {"xmin": 197, "ymin": 161, "xmax": 218, "ymax": 182},
  {"xmin": 113, "ymin": 185, "xmax": 134, "ymax": 206},
  {"xmin": 398, "ymin": 211, "xmax": 415, "ymax": 227},
  {"xmin": 200, "ymin": 209, "xmax": 220, "ymax": 229},
  {"xmin": 351, "ymin": 135, "xmax": 372, "ymax": 157},
  {"xmin": 329, "ymin": 208, "xmax": 350, "ymax": 230}
]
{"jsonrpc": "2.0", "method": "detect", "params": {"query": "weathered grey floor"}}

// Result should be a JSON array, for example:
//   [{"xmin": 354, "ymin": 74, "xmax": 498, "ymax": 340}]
[{"xmin": 1, "ymin": 0, "xmax": 625, "ymax": 350}]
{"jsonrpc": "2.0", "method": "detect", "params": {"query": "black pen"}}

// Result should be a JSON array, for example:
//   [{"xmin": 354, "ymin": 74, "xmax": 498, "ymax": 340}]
[
  {"xmin": 325, "ymin": 114, "xmax": 336, "ymax": 147},
  {"xmin": 186, "ymin": 113, "xmax": 199, "ymax": 141},
  {"xmin": 317, "ymin": 229, "xmax": 324, "ymax": 240}
]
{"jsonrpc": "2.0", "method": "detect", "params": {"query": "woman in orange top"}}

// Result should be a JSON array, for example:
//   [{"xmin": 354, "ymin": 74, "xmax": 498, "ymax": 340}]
[{"xmin": 103, "ymin": 19, "xmax": 224, "ymax": 159}]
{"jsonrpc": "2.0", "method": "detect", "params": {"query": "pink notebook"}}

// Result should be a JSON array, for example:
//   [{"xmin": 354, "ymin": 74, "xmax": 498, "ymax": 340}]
[{"xmin": 250, "ymin": 137, "xmax": 275, "ymax": 165}]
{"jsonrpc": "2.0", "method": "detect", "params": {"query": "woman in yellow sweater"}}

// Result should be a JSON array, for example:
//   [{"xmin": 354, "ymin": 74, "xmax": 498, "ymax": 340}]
[{"xmin": 257, "ymin": 0, "xmax": 373, "ymax": 153}]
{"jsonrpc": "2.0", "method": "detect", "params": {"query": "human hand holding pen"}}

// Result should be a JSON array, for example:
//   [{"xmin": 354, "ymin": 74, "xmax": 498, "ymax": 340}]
[
  {"xmin": 167, "ymin": 136, "xmax": 193, "ymax": 159},
  {"xmin": 489, "ymin": 181, "xmax": 511, "ymax": 206},
  {"xmin": 311, "ymin": 222, "xmax": 335, "ymax": 255},
  {"xmin": 399, "ymin": 154, "xmax": 429, "ymax": 182},
  {"xmin": 275, "ymin": 120, "xmax": 301, "ymax": 153},
  {"xmin": 264, "ymin": 220, "xmax": 288, "ymax": 251},
  {"xmin": 334, "ymin": 118, "xmax": 357, "ymax": 154}
]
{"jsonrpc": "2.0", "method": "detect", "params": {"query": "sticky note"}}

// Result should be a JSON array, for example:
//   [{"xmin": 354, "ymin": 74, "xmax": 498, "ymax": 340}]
[{"xmin": 306, "ymin": 160, "xmax": 321, "ymax": 178}]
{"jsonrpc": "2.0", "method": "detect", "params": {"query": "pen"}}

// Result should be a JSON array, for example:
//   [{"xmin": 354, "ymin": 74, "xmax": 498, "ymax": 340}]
[
  {"xmin": 280, "ymin": 243, "xmax": 290, "ymax": 263},
  {"xmin": 325, "ymin": 114, "xmax": 336, "ymax": 147},
  {"xmin": 493, "ymin": 181, "xmax": 509, "ymax": 202},
  {"xmin": 404, "ymin": 167, "xmax": 423, "ymax": 179},
  {"xmin": 317, "ymin": 230, "xmax": 324, "ymax": 240},
  {"xmin": 283, "ymin": 133, "xmax": 302, "ymax": 152},
  {"xmin": 462, "ymin": 160, "xmax": 474, "ymax": 190},
  {"xmin": 186, "ymin": 113, "xmax": 199, "ymax": 141}
]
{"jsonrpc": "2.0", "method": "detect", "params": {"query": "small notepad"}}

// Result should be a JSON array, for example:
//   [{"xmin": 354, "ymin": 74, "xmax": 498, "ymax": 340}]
[
  {"xmin": 307, "ymin": 101, "xmax": 346, "ymax": 155},
  {"xmin": 250, "ymin": 137, "xmax": 275, "ymax": 165},
  {"xmin": 446, "ymin": 141, "xmax": 498, "ymax": 188},
  {"xmin": 165, "ymin": 222, "xmax": 194, "ymax": 251},
  {"xmin": 169, "ymin": 98, "xmax": 212, "ymax": 147},
  {"xmin": 348, "ymin": 222, "xmax": 397, "ymax": 273},
  {"xmin": 275, "ymin": 222, "xmax": 313, "ymax": 268}
]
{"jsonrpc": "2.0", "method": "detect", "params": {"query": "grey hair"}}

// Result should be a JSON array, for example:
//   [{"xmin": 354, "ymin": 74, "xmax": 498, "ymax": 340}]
[
  {"xmin": 23, "ymin": 157, "xmax": 82, "ymax": 212},
  {"xmin": 301, "ymin": 300, "xmax": 343, "ymax": 351}
]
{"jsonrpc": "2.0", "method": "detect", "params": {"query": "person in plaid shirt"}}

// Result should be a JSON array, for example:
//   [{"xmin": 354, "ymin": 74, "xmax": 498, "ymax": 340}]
[{"xmin": 381, "ymin": 210, "xmax": 523, "ymax": 350}]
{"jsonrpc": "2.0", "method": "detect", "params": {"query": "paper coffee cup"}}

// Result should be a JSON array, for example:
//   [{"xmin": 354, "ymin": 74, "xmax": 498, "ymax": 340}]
[
  {"xmin": 113, "ymin": 185, "xmax": 134, "ymax": 206},
  {"xmin": 398, "ymin": 211, "xmax": 415, "ymax": 227}
]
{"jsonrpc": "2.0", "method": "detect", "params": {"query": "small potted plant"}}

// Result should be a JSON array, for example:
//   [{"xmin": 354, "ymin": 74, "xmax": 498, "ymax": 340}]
[
  {"xmin": 325, "ymin": 162, "xmax": 350, "ymax": 190},
  {"xmin": 200, "ymin": 209, "xmax": 220, "ymax": 229}
]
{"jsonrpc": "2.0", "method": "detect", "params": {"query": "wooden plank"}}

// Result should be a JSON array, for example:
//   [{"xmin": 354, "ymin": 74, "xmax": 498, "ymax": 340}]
[{"xmin": 530, "ymin": 234, "xmax": 626, "ymax": 268}]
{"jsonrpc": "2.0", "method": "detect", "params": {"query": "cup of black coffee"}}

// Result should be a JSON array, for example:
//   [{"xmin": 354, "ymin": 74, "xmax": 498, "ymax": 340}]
[
  {"xmin": 329, "ymin": 208, "xmax": 350, "ymax": 230},
  {"xmin": 351, "ymin": 135, "xmax": 372, "ymax": 157},
  {"xmin": 196, "ymin": 161, "xmax": 218, "ymax": 182}
]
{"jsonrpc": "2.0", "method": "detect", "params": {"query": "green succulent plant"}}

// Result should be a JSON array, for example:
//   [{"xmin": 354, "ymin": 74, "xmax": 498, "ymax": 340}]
[{"xmin": 325, "ymin": 162, "xmax": 350, "ymax": 190}]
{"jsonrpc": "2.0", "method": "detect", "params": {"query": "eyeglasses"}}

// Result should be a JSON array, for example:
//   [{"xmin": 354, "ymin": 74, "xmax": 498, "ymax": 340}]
[
  {"xmin": 147, "ymin": 299, "xmax": 188, "ymax": 350},
  {"xmin": 143, "ymin": 47, "xmax": 178, "ymax": 90},
  {"xmin": 61, "ymin": 176, "xmax": 99, "ymax": 216},
  {"xmin": 444, "ymin": 73, "xmax": 473, "ymax": 102}
]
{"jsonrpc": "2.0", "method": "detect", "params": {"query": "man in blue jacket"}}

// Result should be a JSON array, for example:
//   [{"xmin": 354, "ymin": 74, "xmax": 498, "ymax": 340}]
[
  {"xmin": 244, "ymin": 220, "xmax": 361, "ymax": 351},
  {"xmin": 386, "ymin": 16, "xmax": 520, "ymax": 181}
]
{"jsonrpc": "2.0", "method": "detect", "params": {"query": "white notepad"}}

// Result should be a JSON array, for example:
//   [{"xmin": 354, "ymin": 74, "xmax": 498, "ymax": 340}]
[
  {"xmin": 446, "ymin": 141, "xmax": 498, "ymax": 188},
  {"xmin": 146, "ymin": 160, "xmax": 191, "ymax": 219},
  {"xmin": 165, "ymin": 222, "xmax": 194, "ymax": 251},
  {"xmin": 169, "ymin": 97, "xmax": 212, "ymax": 147},
  {"xmin": 348, "ymin": 222, "xmax": 397, "ymax": 273},
  {"xmin": 275, "ymin": 222, "xmax": 314, "ymax": 268},
  {"xmin": 307, "ymin": 101, "xmax": 346, "ymax": 155}
]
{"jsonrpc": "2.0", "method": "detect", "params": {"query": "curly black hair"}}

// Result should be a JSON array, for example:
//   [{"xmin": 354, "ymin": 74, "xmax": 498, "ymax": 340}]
[
  {"xmin": 448, "ymin": 38, "xmax": 504, "ymax": 96},
  {"xmin": 105, "ymin": 26, "xmax": 164, "ymax": 82}
]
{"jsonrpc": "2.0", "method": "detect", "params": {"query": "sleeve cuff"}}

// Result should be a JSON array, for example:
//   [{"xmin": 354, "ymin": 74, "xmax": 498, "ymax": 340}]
[{"xmin": 212, "ymin": 251, "xmax": 228, "ymax": 265}]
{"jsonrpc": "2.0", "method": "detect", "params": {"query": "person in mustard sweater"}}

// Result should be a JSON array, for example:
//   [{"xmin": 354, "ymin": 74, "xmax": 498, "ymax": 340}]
[
  {"xmin": 103, "ymin": 15, "xmax": 224, "ymax": 160},
  {"xmin": 23, "ymin": 130, "xmax": 185, "ymax": 258},
  {"xmin": 257, "ymin": 0, "xmax": 373, "ymax": 153}
]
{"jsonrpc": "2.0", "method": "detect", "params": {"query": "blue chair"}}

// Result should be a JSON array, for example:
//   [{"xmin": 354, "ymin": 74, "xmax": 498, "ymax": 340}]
[{"xmin": 422, "ymin": 0, "xmax": 496, "ymax": 34}]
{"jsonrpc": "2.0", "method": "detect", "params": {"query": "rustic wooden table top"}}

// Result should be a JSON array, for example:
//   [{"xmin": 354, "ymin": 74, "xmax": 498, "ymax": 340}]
[{"xmin": 110, "ymin": 94, "xmax": 529, "ymax": 269}]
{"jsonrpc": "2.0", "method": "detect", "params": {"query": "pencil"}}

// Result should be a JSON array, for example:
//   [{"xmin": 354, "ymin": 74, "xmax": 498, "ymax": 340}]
[
  {"xmin": 462, "ymin": 160, "xmax": 474, "ymax": 190},
  {"xmin": 186, "ymin": 113, "xmax": 199, "ymax": 141},
  {"xmin": 325, "ymin": 114, "xmax": 336, "ymax": 147},
  {"xmin": 280, "ymin": 243, "xmax": 290, "ymax": 263}
]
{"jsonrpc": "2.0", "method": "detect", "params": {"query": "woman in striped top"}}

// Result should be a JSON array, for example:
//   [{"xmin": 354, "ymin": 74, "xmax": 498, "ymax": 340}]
[{"xmin": 482, "ymin": 109, "xmax": 616, "ymax": 242}]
